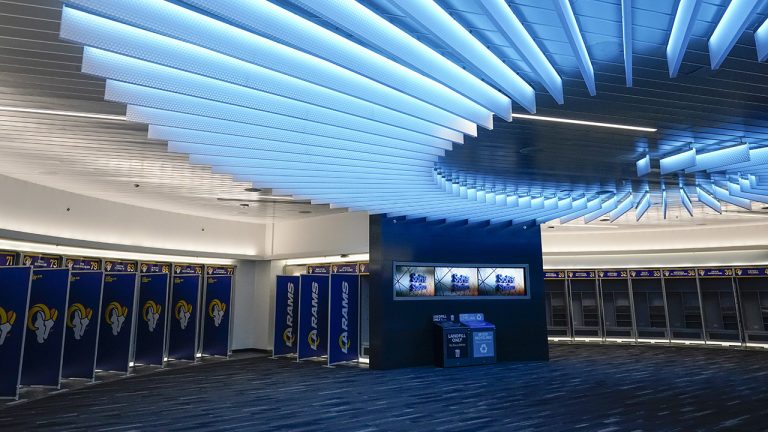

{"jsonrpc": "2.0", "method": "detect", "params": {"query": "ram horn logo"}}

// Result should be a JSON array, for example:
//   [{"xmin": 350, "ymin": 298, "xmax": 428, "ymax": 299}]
[
  {"xmin": 338, "ymin": 332, "xmax": 350, "ymax": 353},
  {"xmin": 104, "ymin": 301, "xmax": 128, "ymax": 336},
  {"xmin": 67, "ymin": 303, "xmax": 93, "ymax": 340},
  {"xmin": 27, "ymin": 303, "xmax": 58, "ymax": 343},
  {"xmin": 282, "ymin": 327, "xmax": 295, "ymax": 347},
  {"xmin": 307, "ymin": 330, "xmax": 320, "ymax": 350},
  {"xmin": 0, "ymin": 306, "xmax": 17, "ymax": 346},
  {"xmin": 207, "ymin": 299, "xmax": 226, "ymax": 327},
  {"xmin": 175, "ymin": 300, "xmax": 193, "ymax": 330},
  {"xmin": 142, "ymin": 300, "xmax": 162, "ymax": 333}
]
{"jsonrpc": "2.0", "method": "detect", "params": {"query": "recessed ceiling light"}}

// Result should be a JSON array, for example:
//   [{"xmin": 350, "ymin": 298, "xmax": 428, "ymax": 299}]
[{"xmin": 511, "ymin": 113, "xmax": 656, "ymax": 132}]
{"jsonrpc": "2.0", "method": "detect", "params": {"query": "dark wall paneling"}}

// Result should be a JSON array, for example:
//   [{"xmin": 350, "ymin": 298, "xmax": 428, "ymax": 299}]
[{"xmin": 368, "ymin": 215, "xmax": 548, "ymax": 370}]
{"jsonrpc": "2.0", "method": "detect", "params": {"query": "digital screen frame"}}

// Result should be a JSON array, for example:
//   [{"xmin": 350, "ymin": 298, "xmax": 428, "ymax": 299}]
[{"xmin": 393, "ymin": 262, "xmax": 530, "ymax": 300}]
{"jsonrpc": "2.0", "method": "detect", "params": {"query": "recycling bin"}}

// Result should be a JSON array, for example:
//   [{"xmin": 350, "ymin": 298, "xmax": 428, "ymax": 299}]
[
  {"xmin": 434, "ymin": 313, "xmax": 496, "ymax": 367},
  {"xmin": 460, "ymin": 313, "xmax": 496, "ymax": 365}
]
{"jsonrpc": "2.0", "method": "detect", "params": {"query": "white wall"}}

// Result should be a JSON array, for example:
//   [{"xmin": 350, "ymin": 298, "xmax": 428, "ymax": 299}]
[
  {"xmin": 541, "ymin": 222, "xmax": 768, "ymax": 268},
  {"xmin": 269, "ymin": 212, "xmax": 368, "ymax": 258},
  {"xmin": 0, "ymin": 175, "xmax": 267, "ymax": 258}
]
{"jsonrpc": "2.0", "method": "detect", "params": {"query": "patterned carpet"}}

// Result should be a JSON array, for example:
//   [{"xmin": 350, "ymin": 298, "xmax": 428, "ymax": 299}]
[{"xmin": 1, "ymin": 344, "xmax": 767, "ymax": 431}]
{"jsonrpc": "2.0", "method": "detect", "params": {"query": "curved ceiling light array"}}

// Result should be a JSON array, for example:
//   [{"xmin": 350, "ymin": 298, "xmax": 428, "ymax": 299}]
[
  {"xmin": 58, "ymin": 0, "xmax": 768, "ymax": 226},
  {"xmin": 636, "ymin": 145, "xmax": 768, "ymax": 220}
]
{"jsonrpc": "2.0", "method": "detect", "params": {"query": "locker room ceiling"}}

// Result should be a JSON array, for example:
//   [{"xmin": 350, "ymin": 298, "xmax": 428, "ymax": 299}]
[
  {"xmin": 1, "ymin": 0, "xmax": 768, "ymax": 228},
  {"xmin": 0, "ymin": 0, "xmax": 345, "ymax": 223}
]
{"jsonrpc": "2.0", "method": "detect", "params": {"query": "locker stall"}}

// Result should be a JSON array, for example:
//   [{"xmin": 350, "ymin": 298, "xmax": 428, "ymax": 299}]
[
  {"xmin": 735, "ymin": 267, "xmax": 768, "ymax": 345},
  {"xmin": 544, "ymin": 271, "xmax": 569, "ymax": 337},
  {"xmin": 698, "ymin": 268, "xmax": 741, "ymax": 343},
  {"xmin": 359, "ymin": 273, "xmax": 370, "ymax": 359},
  {"xmin": 598, "ymin": 270, "xmax": 633, "ymax": 339},
  {"xmin": 662, "ymin": 269, "xmax": 703, "ymax": 341},
  {"xmin": 567, "ymin": 271, "xmax": 601, "ymax": 338},
  {"xmin": 629, "ymin": 270, "xmax": 668, "ymax": 340}
]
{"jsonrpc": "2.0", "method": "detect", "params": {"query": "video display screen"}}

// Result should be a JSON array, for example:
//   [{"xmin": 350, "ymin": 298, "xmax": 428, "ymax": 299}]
[
  {"xmin": 435, "ymin": 267, "xmax": 478, "ymax": 296},
  {"xmin": 393, "ymin": 265, "xmax": 435, "ymax": 297},
  {"xmin": 478, "ymin": 267, "xmax": 526, "ymax": 296},
  {"xmin": 394, "ymin": 263, "xmax": 528, "ymax": 300}
]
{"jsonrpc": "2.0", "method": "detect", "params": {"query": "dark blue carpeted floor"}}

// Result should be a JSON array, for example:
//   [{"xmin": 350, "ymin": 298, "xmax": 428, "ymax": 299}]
[{"xmin": 1, "ymin": 344, "xmax": 767, "ymax": 431}]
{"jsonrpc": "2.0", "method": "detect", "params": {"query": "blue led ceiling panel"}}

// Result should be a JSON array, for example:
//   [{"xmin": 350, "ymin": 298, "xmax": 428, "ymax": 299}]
[
  {"xmin": 712, "ymin": 184, "xmax": 751, "ymax": 210},
  {"xmin": 478, "ymin": 0, "xmax": 563, "ymax": 104},
  {"xmin": 82, "ymin": 47, "xmax": 464, "ymax": 144},
  {"xmin": 291, "ymin": 0, "xmax": 512, "ymax": 120},
  {"xmin": 667, "ymin": 0, "xmax": 702, "ymax": 78},
  {"xmin": 610, "ymin": 193, "xmax": 634, "ymax": 221},
  {"xmin": 635, "ymin": 191, "xmax": 651, "ymax": 221},
  {"xmin": 727, "ymin": 182, "xmax": 768, "ymax": 204},
  {"xmin": 686, "ymin": 144, "xmax": 751, "ymax": 172},
  {"xmin": 108, "ymin": 82, "xmax": 450, "ymax": 155},
  {"xmin": 660, "ymin": 149, "xmax": 697, "ymax": 174},
  {"xmin": 133, "ymin": 108, "xmax": 440, "ymax": 162},
  {"xmin": 697, "ymin": 186, "xmax": 722, "ymax": 214},
  {"xmin": 59, "ymin": 6, "xmax": 477, "ymax": 135},
  {"xmin": 385, "ymin": 0, "xmax": 536, "ymax": 113},
  {"xmin": 180, "ymin": 0, "xmax": 494, "ymax": 128},
  {"xmin": 680, "ymin": 187, "xmax": 694, "ymax": 216},
  {"xmin": 553, "ymin": 0, "xmax": 597, "ymax": 96},
  {"xmin": 708, "ymin": 0, "xmax": 763, "ymax": 70},
  {"xmin": 756, "ymin": 17, "xmax": 768, "ymax": 61}
]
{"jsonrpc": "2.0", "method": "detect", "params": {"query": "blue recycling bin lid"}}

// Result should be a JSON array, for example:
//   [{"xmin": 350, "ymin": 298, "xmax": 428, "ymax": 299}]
[
  {"xmin": 461, "ymin": 320, "xmax": 495, "ymax": 329},
  {"xmin": 458, "ymin": 313, "xmax": 495, "ymax": 329}
]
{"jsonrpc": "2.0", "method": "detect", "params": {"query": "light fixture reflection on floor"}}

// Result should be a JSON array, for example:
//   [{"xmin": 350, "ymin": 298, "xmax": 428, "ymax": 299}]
[{"xmin": 511, "ymin": 113, "xmax": 656, "ymax": 132}]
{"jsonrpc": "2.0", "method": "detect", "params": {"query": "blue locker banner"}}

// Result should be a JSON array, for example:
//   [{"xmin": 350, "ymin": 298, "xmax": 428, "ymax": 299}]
[
  {"xmin": 735, "ymin": 267, "xmax": 768, "ymax": 277},
  {"xmin": 698, "ymin": 268, "xmax": 733, "ymax": 278},
  {"xmin": 307, "ymin": 265, "xmax": 330, "ymax": 275},
  {"xmin": 96, "ymin": 272, "xmax": 137, "ymax": 373},
  {"xmin": 22, "ymin": 254, "xmax": 63, "ymax": 269},
  {"xmin": 598, "ymin": 270, "xmax": 627, "ymax": 279},
  {"xmin": 663, "ymin": 269, "xmax": 696, "ymax": 278},
  {"xmin": 629, "ymin": 269, "xmax": 661, "ymax": 278},
  {"xmin": 65, "ymin": 257, "xmax": 101, "ymax": 271},
  {"xmin": 62, "ymin": 271, "xmax": 103, "ymax": 380},
  {"xmin": 297, "ymin": 274, "xmax": 329, "ymax": 360},
  {"xmin": 566, "ymin": 270, "xmax": 596, "ymax": 279},
  {"xmin": 167, "ymin": 275, "xmax": 200, "ymax": 361},
  {"xmin": 201, "ymin": 274, "xmax": 232, "ymax": 357},
  {"xmin": 0, "ymin": 251, "xmax": 18, "ymax": 267},
  {"xmin": 207, "ymin": 265, "xmax": 235, "ymax": 276},
  {"xmin": 104, "ymin": 260, "xmax": 137, "ymax": 273},
  {"xmin": 358, "ymin": 262, "xmax": 369, "ymax": 275},
  {"xmin": 175, "ymin": 264, "xmax": 203, "ymax": 275},
  {"xmin": 544, "ymin": 271, "xmax": 566, "ymax": 279},
  {"xmin": 332, "ymin": 263, "xmax": 359, "ymax": 274},
  {"xmin": 21, "ymin": 268, "xmax": 70, "ymax": 387},
  {"xmin": 133, "ymin": 273, "xmax": 169, "ymax": 366},
  {"xmin": 328, "ymin": 274, "xmax": 359, "ymax": 365},
  {"xmin": 0, "ymin": 267, "xmax": 31, "ymax": 398},
  {"xmin": 141, "ymin": 262, "xmax": 170, "ymax": 274},
  {"xmin": 273, "ymin": 276, "xmax": 299, "ymax": 357}
]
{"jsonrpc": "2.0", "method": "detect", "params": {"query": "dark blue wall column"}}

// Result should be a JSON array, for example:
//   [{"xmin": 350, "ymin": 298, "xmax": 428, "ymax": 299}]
[{"xmin": 369, "ymin": 215, "xmax": 549, "ymax": 370}]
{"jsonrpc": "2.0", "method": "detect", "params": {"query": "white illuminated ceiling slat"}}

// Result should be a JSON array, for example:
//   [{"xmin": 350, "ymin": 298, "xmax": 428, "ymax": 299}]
[
  {"xmin": 180, "ymin": 0, "xmax": 493, "ymax": 128},
  {"xmin": 59, "ymin": 6, "xmax": 477, "ymax": 136},
  {"xmin": 291, "ymin": 0, "xmax": 512, "ymax": 120},
  {"xmin": 385, "ymin": 0, "xmax": 535, "ymax": 114}
]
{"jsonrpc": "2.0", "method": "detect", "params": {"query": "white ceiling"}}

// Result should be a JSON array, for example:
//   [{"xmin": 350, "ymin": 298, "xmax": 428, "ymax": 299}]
[{"xmin": 0, "ymin": 0, "xmax": 344, "ymax": 223}]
